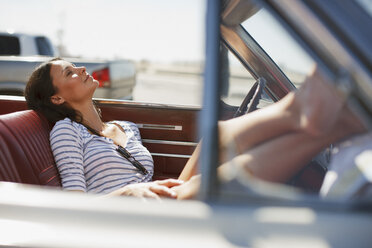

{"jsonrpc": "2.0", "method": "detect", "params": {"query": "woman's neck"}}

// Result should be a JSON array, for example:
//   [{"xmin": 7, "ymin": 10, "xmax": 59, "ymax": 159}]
[{"xmin": 73, "ymin": 101, "xmax": 104, "ymax": 132}]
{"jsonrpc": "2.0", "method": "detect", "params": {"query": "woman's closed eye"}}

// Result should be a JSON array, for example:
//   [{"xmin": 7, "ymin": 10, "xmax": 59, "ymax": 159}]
[
  {"xmin": 64, "ymin": 64, "xmax": 76, "ymax": 77},
  {"xmin": 66, "ymin": 68, "xmax": 78, "ymax": 78}
]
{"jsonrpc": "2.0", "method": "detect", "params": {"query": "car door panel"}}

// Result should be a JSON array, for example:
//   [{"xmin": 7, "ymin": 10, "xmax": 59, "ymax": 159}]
[
  {"xmin": 99, "ymin": 101, "xmax": 201, "ymax": 179},
  {"xmin": 0, "ymin": 97, "xmax": 201, "ymax": 179}
]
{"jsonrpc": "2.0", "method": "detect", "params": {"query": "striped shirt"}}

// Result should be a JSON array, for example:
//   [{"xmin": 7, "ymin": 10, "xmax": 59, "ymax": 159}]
[{"xmin": 50, "ymin": 118, "xmax": 153, "ymax": 194}]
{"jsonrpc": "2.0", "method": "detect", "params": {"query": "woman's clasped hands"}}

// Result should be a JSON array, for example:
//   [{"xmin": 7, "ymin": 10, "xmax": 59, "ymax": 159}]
[{"xmin": 107, "ymin": 178, "xmax": 184, "ymax": 200}]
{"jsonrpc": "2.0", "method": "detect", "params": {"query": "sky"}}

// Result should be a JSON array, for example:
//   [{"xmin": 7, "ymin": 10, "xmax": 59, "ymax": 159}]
[
  {"xmin": 0, "ymin": 0, "xmax": 315, "ymax": 74},
  {"xmin": 0, "ymin": 0, "xmax": 206, "ymax": 62}
]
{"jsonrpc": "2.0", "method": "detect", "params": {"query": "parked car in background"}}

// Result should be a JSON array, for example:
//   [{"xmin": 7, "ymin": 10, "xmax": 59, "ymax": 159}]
[
  {"xmin": 0, "ymin": 0, "xmax": 371, "ymax": 247},
  {"xmin": 0, "ymin": 31, "xmax": 57, "ymax": 56},
  {"xmin": 0, "ymin": 31, "xmax": 136, "ymax": 99}
]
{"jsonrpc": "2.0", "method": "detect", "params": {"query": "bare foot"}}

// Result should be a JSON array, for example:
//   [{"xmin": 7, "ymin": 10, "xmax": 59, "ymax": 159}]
[{"xmin": 295, "ymin": 66, "xmax": 347, "ymax": 136}]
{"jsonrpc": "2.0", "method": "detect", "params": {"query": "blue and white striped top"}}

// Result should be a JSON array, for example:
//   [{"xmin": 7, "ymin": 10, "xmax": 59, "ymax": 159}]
[{"xmin": 50, "ymin": 118, "xmax": 153, "ymax": 194}]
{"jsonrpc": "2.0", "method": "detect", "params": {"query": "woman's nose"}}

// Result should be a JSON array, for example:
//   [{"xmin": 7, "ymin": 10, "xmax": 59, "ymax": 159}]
[{"xmin": 78, "ymin": 66, "xmax": 86, "ymax": 74}]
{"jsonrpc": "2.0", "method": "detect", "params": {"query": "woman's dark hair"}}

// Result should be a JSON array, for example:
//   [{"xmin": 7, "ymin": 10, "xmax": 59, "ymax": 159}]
[{"xmin": 25, "ymin": 58, "xmax": 100, "ymax": 124}]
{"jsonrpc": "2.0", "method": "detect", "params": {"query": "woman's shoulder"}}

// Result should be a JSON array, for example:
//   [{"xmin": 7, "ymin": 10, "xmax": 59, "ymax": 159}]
[
  {"xmin": 51, "ymin": 118, "xmax": 84, "ymax": 136},
  {"xmin": 49, "ymin": 118, "xmax": 87, "ymax": 147}
]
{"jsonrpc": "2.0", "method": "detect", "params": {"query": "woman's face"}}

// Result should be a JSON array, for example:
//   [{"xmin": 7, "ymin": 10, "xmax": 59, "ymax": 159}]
[{"xmin": 50, "ymin": 60, "xmax": 98, "ymax": 106}]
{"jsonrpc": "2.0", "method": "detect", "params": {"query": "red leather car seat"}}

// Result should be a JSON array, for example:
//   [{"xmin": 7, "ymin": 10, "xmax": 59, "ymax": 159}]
[
  {"xmin": 0, "ymin": 126, "xmax": 22, "ymax": 182},
  {"xmin": 0, "ymin": 110, "xmax": 61, "ymax": 186}
]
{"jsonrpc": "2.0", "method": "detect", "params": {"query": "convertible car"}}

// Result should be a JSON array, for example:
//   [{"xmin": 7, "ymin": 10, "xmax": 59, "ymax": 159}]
[{"xmin": 0, "ymin": 0, "xmax": 371, "ymax": 247}]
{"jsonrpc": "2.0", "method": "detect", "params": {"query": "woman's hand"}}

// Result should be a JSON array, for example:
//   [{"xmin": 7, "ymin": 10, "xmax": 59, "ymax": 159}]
[
  {"xmin": 108, "ymin": 179, "xmax": 184, "ymax": 200},
  {"xmin": 172, "ymin": 175, "xmax": 201, "ymax": 200}
]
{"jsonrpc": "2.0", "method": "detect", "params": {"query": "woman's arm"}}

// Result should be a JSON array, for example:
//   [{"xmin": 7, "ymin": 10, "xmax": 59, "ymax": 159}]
[
  {"xmin": 178, "ymin": 142, "xmax": 201, "ymax": 181},
  {"xmin": 50, "ymin": 120, "xmax": 87, "ymax": 192}
]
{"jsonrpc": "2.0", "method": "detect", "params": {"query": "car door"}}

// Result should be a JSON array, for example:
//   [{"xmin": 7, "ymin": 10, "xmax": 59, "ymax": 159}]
[{"xmin": 0, "ymin": 96, "xmax": 201, "ymax": 180}]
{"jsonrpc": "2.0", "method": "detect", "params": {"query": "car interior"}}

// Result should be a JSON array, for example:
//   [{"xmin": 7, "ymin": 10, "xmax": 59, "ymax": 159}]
[
  {"xmin": 0, "ymin": 0, "xmax": 371, "ymax": 200},
  {"xmin": 0, "ymin": 98, "xmax": 201, "ymax": 185},
  {"xmin": 1, "ymin": 0, "xmax": 372, "ymax": 247}
]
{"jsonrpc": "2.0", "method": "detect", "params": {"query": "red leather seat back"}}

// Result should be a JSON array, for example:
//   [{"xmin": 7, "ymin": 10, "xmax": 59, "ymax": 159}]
[
  {"xmin": 0, "ymin": 110, "xmax": 61, "ymax": 187},
  {"xmin": 0, "ymin": 126, "xmax": 22, "ymax": 182}
]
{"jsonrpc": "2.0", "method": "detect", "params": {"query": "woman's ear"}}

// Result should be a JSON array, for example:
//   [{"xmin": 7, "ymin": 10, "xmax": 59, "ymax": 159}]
[{"xmin": 51, "ymin": 95, "xmax": 65, "ymax": 105}]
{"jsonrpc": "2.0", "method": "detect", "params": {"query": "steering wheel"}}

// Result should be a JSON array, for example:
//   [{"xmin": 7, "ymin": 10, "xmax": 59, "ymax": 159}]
[{"xmin": 234, "ymin": 77, "xmax": 266, "ymax": 118}]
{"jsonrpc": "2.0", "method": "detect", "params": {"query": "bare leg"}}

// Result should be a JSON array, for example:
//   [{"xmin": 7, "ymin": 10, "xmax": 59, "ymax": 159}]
[
  {"xmin": 179, "ymin": 92, "xmax": 299, "ymax": 181},
  {"xmin": 221, "ymin": 66, "xmax": 348, "ymax": 160},
  {"xmin": 178, "ymin": 66, "xmax": 361, "ymax": 183},
  {"xmin": 295, "ymin": 66, "xmax": 347, "ymax": 136},
  {"xmin": 175, "ymin": 106, "xmax": 365, "ymax": 199},
  {"xmin": 220, "ymin": 111, "xmax": 363, "ymax": 183},
  {"xmin": 178, "ymin": 142, "xmax": 201, "ymax": 181},
  {"xmin": 219, "ymin": 91, "xmax": 299, "ymax": 162}
]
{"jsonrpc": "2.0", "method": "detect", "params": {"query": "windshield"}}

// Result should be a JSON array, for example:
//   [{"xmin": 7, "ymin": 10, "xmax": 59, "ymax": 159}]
[
  {"xmin": 216, "ymin": 0, "xmax": 372, "ymax": 205},
  {"xmin": 241, "ymin": 8, "xmax": 315, "ymax": 88}
]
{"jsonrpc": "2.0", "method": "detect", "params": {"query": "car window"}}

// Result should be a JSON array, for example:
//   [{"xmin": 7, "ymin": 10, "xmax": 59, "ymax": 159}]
[
  {"xmin": 0, "ymin": 35, "xmax": 20, "ymax": 55},
  {"xmin": 220, "ymin": 7, "xmax": 315, "ymax": 108},
  {"xmin": 35, "ymin": 36, "xmax": 54, "ymax": 56},
  {"xmin": 241, "ymin": 8, "xmax": 315, "ymax": 88},
  {"xmin": 221, "ymin": 46, "xmax": 273, "ymax": 107},
  {"xmin": 215, "ymin": 2, "xmax": 372, "ymax": 205}
]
